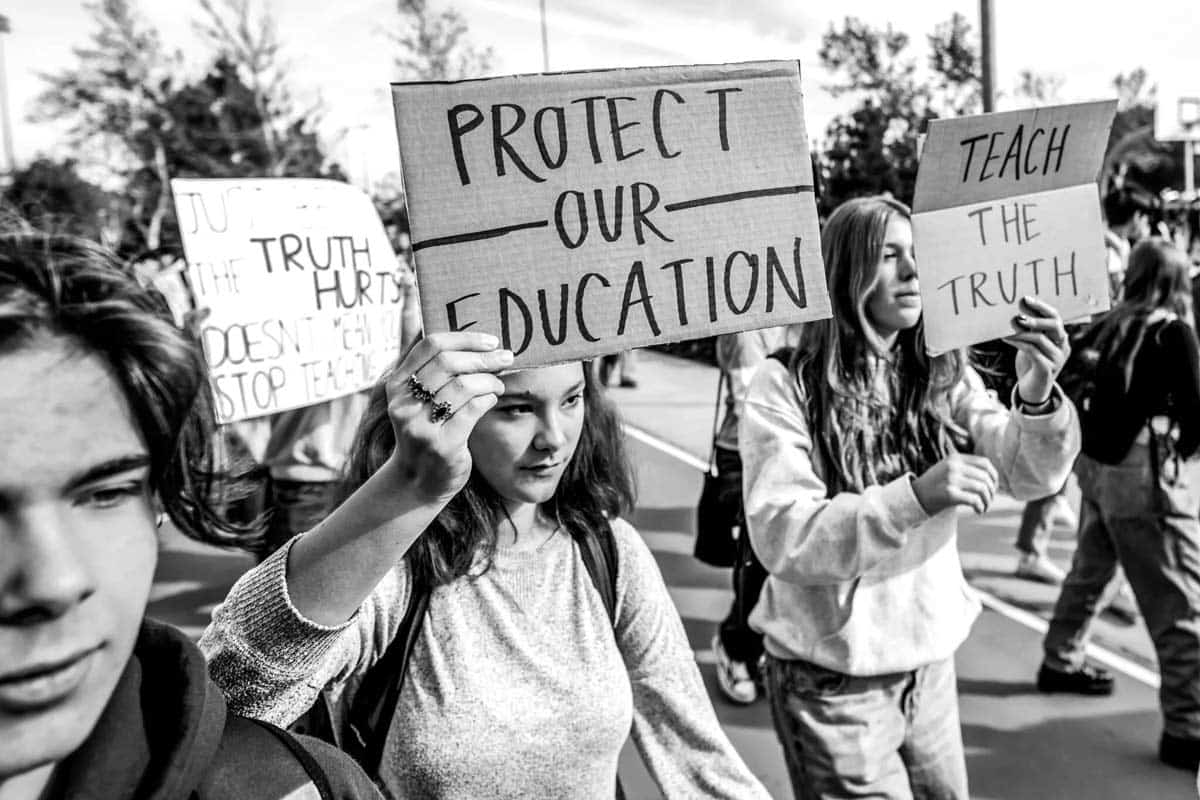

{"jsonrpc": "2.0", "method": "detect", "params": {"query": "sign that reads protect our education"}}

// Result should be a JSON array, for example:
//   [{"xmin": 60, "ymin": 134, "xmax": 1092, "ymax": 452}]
[
  {"xmin": 391, "ymin": 60, "xmax": 830, "ymax": 366},
  {"xmin": 912, "ymin": 100, "xmax": 1118, "ymax": 354},
  {"xmin": 172, "ymin": 178, "xmax": 405, "ymax": 423}
]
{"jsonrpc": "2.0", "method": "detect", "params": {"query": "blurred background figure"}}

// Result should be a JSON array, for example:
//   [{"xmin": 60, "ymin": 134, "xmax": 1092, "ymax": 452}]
[
  {"xmin": 598, "ymin": 349, "xmax": 638, "ymax": 388},
  {"xmin": 1039, "ymin": 239, "xmax": 1200, "ymax": 773},
  {"xmin": 708, "ymin": 326, "xmax": 799, "ymax": 705},
  {"xmin": 1010, "ymin": 188, "xmax": 1162, "ymax": 595}
]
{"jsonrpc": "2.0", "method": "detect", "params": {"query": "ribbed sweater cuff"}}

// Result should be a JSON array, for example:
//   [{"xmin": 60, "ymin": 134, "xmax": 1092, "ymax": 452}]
[
  {"xmin": 879, "ymin": 473, "xmax": 932, "ymax": 531},
  {"xmin": 225, "ymin": 536, "xmax": 356, "ymax": 677}
]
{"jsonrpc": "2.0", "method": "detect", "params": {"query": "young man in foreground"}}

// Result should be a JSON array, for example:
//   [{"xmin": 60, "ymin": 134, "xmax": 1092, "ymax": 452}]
[{"xmin": 0, "ymin": 229, "xmax": 382, "ymax": 800}]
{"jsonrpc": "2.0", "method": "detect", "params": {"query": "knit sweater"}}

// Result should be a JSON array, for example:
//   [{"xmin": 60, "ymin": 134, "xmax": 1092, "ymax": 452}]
[
  {"xmin": 200, "ymin": 518, "xmax": 769, "ymax": 800},
  {"xmin": 742, "ymin": 360, "xmax": 1080, "ymax": 676}
]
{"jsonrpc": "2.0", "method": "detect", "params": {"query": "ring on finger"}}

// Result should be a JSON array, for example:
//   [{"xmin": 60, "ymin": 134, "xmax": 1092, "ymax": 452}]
[
  {"xmin": 408, "ymin": 374, "xmax": 435, "ymax": 404},
  {"xmin": 430, "ymin": 400, "xmax": 453, "ymax": 423}
]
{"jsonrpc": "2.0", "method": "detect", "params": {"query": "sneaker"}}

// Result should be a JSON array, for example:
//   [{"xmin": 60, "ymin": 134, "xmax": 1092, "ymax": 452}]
[
  {"xmin": 1036, "ymin": 662, "xmax": 1115, "ymax": 695},
  {"xmin": 1159, "ymin": 732, "xmax": 1200, "ymax": 771},
  {"xmin": 1015, "ymin": 552, "xmax": 1066, "ymax": 585},
  {"xmin": 712, "ymin": 633, "xmax": 757, "ymax": 704}
]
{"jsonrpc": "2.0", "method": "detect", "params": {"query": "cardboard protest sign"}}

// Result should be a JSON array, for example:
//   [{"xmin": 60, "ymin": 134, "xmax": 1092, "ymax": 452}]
[
  {"xmin": 172, "ymin": 178, "xmax": 405, "ymax": 423},
  {"xmin": 391, "ymin": 60, "xmax": 829, "ymax": 367},
  {"xmin": 912, "ymin": 100, "xmax": 1118, "ymax": 354}
]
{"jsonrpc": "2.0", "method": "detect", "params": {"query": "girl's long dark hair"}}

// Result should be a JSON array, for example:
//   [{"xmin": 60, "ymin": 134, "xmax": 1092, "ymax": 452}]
[
  {"xmin": 340, "ymin": 362, "xmax": 636, "ymax": 588},
  {"xmin": 791, "ymin": 196, "xmax": 967, "ymax": 495},
  {"xmin": 1086, "ymin": 237, "xmax": 1194, "ymax": 383}
]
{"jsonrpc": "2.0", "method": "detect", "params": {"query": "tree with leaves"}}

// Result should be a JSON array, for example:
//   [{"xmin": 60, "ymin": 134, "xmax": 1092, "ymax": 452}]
[
  {"xmin": 391, "ymin": 0, "xmax": 493, "ymax": 81},
  {"xmin": 194, "ymin": 0, "xmax": 329, "ymax": 177},
  {"xmin": 35, "ymin": 0, "xmax": 343, "ymax": 256},
  {"xmin": 815, "ymin": 14, "xmax": 980, "ymax": 214},
  {"xmin": 927, "ymin": 12, "xmax": 981, "ymax": 117},
  {"xmin": 377, "ymin": 0, "xmax": 493, "ymax": 250},
  {"xmin": 35, "ymin": 0, "xmax": 182, "ymax": 253},
  {"xmin": 2, "ymin": 158, "xmax": 116, "ymax": 243}
]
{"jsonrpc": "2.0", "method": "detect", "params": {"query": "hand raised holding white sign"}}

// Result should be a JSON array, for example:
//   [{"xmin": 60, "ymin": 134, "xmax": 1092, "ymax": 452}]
[{"xmin": 912, "ymin": 100, "xmax": 1118, "ymax": 354}]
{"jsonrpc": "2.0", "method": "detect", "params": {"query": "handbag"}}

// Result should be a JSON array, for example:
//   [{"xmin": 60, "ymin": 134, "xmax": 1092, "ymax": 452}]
[{"xmin": 693, "ymin": 371, "xmax": 740, "ymax": 567}]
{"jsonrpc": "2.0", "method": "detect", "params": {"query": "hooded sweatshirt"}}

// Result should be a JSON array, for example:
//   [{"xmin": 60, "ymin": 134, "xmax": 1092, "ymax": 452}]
[
  {"xmin": 46, "ymin": 618, "xmax": 381, "ymax": 800},
  {"xmin": 741, "ymin": 360, "xmax": 1080, "ymax": 676}
]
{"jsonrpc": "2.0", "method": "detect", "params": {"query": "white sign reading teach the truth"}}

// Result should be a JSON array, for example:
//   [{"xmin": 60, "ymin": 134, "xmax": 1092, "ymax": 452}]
[
  {"xmin": 912, "ymin": 100, "xmax": 1118, "ymax": 354},
  {"xmin": 172, "ymin": 178, "xmax": 404, "ymax": 423},
  {"xmin": 391, "ymin": 60, "xmax": 830, "ymax": 367}
]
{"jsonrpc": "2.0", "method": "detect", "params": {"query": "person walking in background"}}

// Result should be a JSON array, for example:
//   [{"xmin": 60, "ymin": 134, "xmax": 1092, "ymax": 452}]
[
  {"xmin": 1009, "ymin": 191, "xmax": 1155, "ymax": 594},
  {"xmin": 598, "ymin": 348, "xmax": 639, "ymax": 388},
  {"xmin": 201, "ymin": 335, "xmax": 771, "ymax": 798},
  {"xmin": 1039, "ymin": 239, "xmax": 1200, "ymax": 772},
  {"xmin": 230, "ymin": 264, "xmax": 420, "ymax": 560},
  {"xmin": 254, "ymin": 394, "xmax": 371, "ymax": 558},
  {"xmin": 709, "ymin": 326, "xmax": 799, "ymax": 705},
  {"xmin": 741, "ymin": 196, "xmax": 1079, "ymax": 798},
  {"xmin": 0, "ymin": 229, "xmax": 382, "ymax": 800}
]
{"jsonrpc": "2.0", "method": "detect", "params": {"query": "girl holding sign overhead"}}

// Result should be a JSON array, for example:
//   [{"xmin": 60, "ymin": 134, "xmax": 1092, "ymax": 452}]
[
  {"xmin": 740, "ymin": 196, "xmax": 1079, "ymax": 798},
  {"xmin": 200, "ymin": 328, "xmax": 770, "ymax": 798}
]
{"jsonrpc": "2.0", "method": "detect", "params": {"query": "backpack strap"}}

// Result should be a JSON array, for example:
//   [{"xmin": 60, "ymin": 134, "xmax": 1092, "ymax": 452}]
[
  {"xmin": 344, "ymin": 565, "xmax": 432, "ymax": 776},
  {"xmin": 198, "ymin": 715, "xmax": 334, "ymax": 800},
  {"xmin": 575, "ymin": 520, "xmax": 624, "ymax": 800},
  {"xmin": 577, "ymin": 519, "xmax": 619, "ymax": 624},
  {"xmin": 253, "ymin": 720, "xmax": 336, "ymax": 800}
]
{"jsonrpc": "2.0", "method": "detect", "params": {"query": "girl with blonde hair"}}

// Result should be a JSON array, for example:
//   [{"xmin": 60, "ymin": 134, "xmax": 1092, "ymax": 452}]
[{"xmin": 741, "ymin": 195, "xmax": 1080, "ymax": 797}]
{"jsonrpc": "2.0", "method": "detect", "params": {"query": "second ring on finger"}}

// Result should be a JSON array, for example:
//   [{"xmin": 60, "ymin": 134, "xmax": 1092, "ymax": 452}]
[{"xmin": 427, "ymin": 372, "xmax": 506, "ymax": 424}]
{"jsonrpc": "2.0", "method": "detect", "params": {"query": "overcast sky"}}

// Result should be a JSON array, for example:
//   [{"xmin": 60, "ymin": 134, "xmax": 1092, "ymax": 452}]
[{"xmin": 5, "ymin": 0, "xmax": 1197, "ymax": 187}]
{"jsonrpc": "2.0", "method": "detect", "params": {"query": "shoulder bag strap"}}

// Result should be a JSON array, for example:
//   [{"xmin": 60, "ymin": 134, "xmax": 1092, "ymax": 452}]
[
  {"xmin": 707, "ymin": 370, "xmax": 727, "ymax": 476},
  {"xmin": 576, "ymin": 521, "xmax": 625, "ymax": 799},
  {"xmin": 345, "ymin": 566, "xmax": 431, "ymax": 775},
  {"xmin": 577, "ymin": 521, "xmax": 619, "ymax": 625}
]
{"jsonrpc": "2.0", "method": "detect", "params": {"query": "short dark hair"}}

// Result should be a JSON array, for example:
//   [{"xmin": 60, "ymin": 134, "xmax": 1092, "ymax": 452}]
[
  {"xmin": 0, "ymin": 227, "xmax": 259, "ymax": 548},
  {"xmin": 1103, "ymin": 188, "xmax": 1155, "ymax": 227}
]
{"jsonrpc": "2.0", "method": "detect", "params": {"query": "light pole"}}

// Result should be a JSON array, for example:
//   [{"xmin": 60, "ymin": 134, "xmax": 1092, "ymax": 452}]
[
  {"xmin": 1180, "ymin": 97, "xmax": 1199, "ymax": 196},
  {"xmin": 979, "ymin": 0, "xmax": 995, "ymax": 112},
  {"xmin": 539, "ymin": 0, "xmax": 549, "ymax": 72},
  {"xmin": 0, "ymin": 14, "xmax": 13, "ymax": 172}
]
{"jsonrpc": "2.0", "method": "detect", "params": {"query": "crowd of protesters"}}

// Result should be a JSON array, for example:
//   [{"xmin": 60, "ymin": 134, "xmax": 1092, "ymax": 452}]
[{"xmin": 2, "ymin": 179, "xmax": 1200, "ymax": 800}]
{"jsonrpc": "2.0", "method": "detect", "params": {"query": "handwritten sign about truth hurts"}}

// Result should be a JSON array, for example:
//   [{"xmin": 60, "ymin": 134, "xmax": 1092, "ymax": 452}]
[
  {"xmin": 912, "ymin": 100, "xmax": 1118, "ymax": 354},
  {"xmin": 391, "ymin": 60, "xmax": 830, "ymax": 367},
  {"xmin": 171, "ymin": 178, "xmax": 404, "ymax": 423}
]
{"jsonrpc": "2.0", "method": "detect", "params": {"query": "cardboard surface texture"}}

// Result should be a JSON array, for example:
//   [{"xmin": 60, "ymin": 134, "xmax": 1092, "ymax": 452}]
[
  {"xmin": 391, "ymin": 60, "xmax": 830, "ymax": 367},
  {"xmin": 172, "ymin": 178, "xmax": 404, "ymax": 423},
  {"xmin": 912, "ymin": 100, "xmax": 1118, "ymax": 353}
]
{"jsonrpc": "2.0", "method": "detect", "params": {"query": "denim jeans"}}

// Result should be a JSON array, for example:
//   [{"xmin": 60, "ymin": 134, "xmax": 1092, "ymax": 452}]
[
  {"xmin": 1015, "ymin": 481, "xmax": 1070, "ymax": 556},
  {"xmin": 1044, "ymin": 442, "xmax": 1200, "ymax": 738},
  {"xmin": 764, "ymin": 655, "xmax": 968, "ymax": 799}
]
